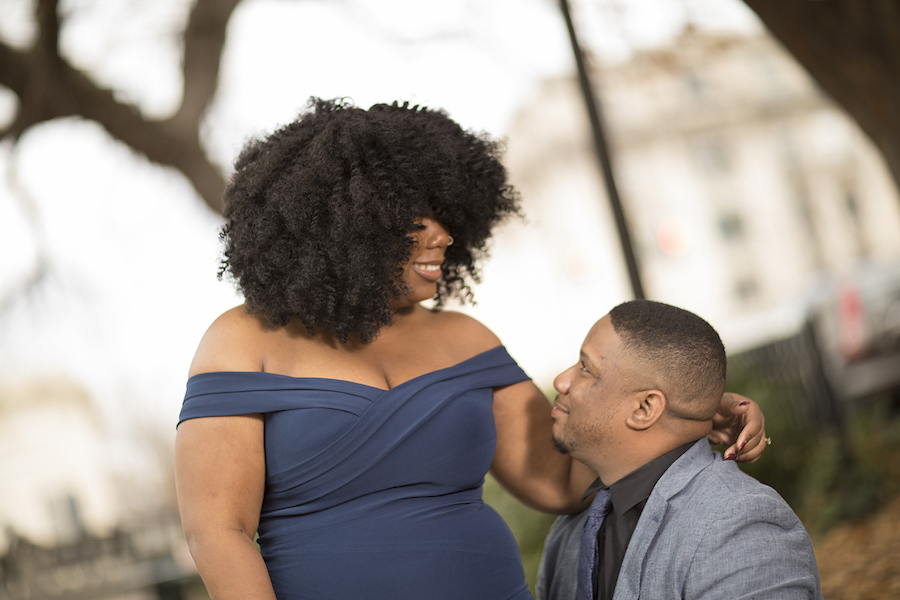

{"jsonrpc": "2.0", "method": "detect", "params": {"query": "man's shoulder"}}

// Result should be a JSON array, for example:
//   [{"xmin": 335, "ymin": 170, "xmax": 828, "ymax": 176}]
[
  {"xmin": 648, "ymin": 440, "xmax": 796, "ymax": 527},
  {"xmin": 615, "ymin": 442, "xmax": 822, "ymax": 600},
  {"xmin": 622, "ymin": 443, "xmax": 821, "ymax": 600},
  {"xmin": 693, "ymin": 453, "xmax": 784, "ymax": 501}
]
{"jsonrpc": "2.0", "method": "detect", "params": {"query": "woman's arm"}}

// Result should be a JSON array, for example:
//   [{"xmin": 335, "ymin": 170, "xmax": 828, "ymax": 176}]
[
  {"xmin": 175, "ymin": 307, "xmax": 276, "ymax": 599},
  {"xmin": 175, "ymin": 415, "xmax": 276, "ymax": 600},
  {"xmin": 708, "ymin": 392, "xmax": 767, "ymax": 463},
  {"xmin": 451, "ymin": 314, "xmax": 767, "ymax": 512},
  {"xmin": 490, "ymin": 380, "xmax": 596, "ymax": 513}
]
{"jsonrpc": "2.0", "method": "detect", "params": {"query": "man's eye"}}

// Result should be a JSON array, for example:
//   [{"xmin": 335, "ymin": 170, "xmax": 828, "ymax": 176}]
[{"xmin": 580, "ymin": 361, "xmax": 590, "ymax": 373}]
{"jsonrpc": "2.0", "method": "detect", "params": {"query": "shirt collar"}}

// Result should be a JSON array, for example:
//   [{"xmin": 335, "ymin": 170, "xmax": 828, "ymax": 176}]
[{"xmin": 578, "ymin": 440, "xmax": 697, "ymax": 511}]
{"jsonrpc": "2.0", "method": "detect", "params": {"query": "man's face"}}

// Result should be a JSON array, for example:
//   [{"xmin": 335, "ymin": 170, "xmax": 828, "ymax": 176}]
[{"xmin": 550, "ymin": 315, "xmax": 634, "ymax": 463}]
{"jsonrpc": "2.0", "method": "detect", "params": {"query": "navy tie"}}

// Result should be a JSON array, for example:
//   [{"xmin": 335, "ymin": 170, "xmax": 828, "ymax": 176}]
[{"xmin": 576, "ymin": 488, "xmax": 612, "ymax": 600}]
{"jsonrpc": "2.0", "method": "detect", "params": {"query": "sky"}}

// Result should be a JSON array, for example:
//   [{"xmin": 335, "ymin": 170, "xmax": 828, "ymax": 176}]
[{"xmin": 0, "ymin": 0, "xmax": 761, "ymax": 440}]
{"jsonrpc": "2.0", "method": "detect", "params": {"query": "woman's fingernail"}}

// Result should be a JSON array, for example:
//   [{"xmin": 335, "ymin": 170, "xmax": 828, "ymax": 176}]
[
  {"xmin": 739, "ymin": 441, "xmax": 747, "ymax": 451},
  {"xmin": 724, "ymin": 453, "xmax": 735, "ymax": 460},
  {"xmin": 739, "ymin": 401, "xmax": 750, "ymax": 406}
]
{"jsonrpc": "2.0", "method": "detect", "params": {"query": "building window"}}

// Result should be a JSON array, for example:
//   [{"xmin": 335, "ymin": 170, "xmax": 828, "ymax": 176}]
[
  {"xmin": 844, "ymin": 190, "xmax": 859, "ymax": 218},
  {"xmin": 718, "ymin": 211, "xmax": 745, "ymax": 240},
  {"xmin": 693, "ymin": 139, "xmax": 730, "ymax": 176},
  {"xmin": 734, "ymin": 276, "xmax": 759, "ymax": 302},
  {"xmin": 683, "ymin": 68, "xmax": 705, "ymax": 99}
]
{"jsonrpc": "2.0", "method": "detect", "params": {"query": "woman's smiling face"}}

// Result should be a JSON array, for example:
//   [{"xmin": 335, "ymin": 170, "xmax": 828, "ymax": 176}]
[{"xmin": 391, "ymin": 214, "xmax": 453, "ymax": 309}]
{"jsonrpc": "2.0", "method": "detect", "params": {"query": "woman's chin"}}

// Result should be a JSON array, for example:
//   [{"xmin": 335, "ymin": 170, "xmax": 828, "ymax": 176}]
[{"xmin": 390, "ymin": 287, "xmax": 438, "ymax": 310}]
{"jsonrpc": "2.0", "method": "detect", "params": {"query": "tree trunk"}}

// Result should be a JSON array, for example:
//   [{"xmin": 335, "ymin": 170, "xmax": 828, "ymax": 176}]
[{"xmin": 744, "ymin": 0, "xmax": 900, "ymax": 195}]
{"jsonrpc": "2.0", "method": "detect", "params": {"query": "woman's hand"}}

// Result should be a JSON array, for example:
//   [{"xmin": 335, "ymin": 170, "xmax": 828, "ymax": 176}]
[{"xmin": 708, "ymin": 392, "xmax": 767, "ymax": 463}]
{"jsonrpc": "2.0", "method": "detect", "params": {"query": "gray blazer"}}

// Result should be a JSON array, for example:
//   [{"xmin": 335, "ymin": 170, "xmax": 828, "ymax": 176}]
[{"xmin": 536, "ymin": 439, "xmax": 823, "ymax": 600}]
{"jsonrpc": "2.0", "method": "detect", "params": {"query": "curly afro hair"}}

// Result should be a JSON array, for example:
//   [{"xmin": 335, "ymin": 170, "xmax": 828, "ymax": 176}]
[{"xmin": 219, "ymin": 97, "xmax": 521, "ymax": 344}]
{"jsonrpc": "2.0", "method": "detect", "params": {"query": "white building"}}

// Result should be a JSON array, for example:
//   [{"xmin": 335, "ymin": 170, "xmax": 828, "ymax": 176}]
[
  {"xmin": 0, "ymin": 377, "xmax": 120, "ymax": 550},
  {"xmin": 492, "ymin": 26, "xmax": 900, "ymax": 365},
  {"xmin": 0, "ymin": 376, "xmax": 177, "ymax": 552}
]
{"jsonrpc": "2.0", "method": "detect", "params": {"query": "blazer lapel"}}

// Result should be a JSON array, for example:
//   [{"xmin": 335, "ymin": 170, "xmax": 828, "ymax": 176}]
[{"xmin": 612, "ymin": 439, "xmax": 716, "ymax": 600}]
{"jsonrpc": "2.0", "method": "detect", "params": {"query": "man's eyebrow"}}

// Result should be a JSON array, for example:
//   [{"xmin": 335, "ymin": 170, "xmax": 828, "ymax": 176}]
[{"xmin": 580, "ymin": 350, "xmax": 597, "ymax": 370}]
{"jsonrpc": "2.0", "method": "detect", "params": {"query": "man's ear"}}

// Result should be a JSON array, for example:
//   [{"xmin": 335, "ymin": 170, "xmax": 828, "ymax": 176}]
[{"xmin": 626, "ymin": 390, "xmax": 666, "ymax": 431}]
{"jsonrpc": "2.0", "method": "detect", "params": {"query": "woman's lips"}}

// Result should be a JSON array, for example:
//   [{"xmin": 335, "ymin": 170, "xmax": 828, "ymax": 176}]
[{"xmin": 412, "ymin": 262, "xmax": 443, "ymax": 282}]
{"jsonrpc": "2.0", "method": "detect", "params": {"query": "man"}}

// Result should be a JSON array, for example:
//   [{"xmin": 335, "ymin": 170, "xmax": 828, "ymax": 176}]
[{"xmin": 536, "ymin": 300, "xmax": 822, "ymax": 600}]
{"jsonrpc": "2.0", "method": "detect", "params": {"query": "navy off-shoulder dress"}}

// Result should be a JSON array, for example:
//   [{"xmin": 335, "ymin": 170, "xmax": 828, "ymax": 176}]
[{"xmin": 179, "ymin": 346, "xmax": 535, "ymax": 600}]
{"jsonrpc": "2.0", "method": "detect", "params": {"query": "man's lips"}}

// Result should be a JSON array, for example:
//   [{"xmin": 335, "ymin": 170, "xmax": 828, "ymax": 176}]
[{"xmin": 550, "ymin": 399, "xmax": 568, "ymax": 418}]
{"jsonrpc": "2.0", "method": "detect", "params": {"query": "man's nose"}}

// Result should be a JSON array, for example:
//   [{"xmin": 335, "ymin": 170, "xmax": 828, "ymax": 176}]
[{"xmin": 554, "ymin": 367, "xmax": 573, "ymax": 394}]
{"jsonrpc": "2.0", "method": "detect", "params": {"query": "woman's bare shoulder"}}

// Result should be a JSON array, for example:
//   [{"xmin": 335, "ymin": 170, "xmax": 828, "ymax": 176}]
[
  {"xmin": 432, "ymin": 309, "xmax": 502, "ymax": 353},
  {"xmin": 188, "ymin": 305, "xmax": 269, "ymax": 377}
]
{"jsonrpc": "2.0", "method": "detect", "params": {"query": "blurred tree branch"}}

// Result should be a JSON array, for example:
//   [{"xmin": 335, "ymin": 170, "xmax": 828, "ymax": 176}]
[
  {"xmin": 2, "ymin": 0, "xmax": 899, "ymax": 213},
  {"xmin": 0, "ymin": 143, "xmax": 51, "ymax": 324},
  {"xmin": 744, "ymin": 0, "xmax": 900, "ymax": 194},
  {"xmin": 0, "ymin": 0, "xmax": 242, "ymax": 214}
]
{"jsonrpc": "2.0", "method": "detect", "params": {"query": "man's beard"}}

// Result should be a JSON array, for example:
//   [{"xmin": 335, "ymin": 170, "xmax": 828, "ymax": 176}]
[{"xmin": 552, "ymin": 434, "xmax": 572, "ymax": 455}]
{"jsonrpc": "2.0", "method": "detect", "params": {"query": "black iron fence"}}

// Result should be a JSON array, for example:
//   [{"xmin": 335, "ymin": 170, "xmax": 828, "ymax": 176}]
[
  {"xmin": 728, "ymin": 322, "xmax": 846, "ymax": 432},
  {"xmin": 0, "ymin": 513, "xmax": 201, "ymax": 600}
]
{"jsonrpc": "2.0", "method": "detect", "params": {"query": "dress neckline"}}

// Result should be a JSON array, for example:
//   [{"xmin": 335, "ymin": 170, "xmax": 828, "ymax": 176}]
[{"xmin": 187, "ymin": 345, "xmax": 507, "ymax": 393}]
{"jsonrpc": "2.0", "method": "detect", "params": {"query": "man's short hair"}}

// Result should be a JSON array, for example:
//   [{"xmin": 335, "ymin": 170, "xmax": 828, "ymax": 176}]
[{"xmin": 608, "ymin": 300, "xmax": 726, "ymax": 421}]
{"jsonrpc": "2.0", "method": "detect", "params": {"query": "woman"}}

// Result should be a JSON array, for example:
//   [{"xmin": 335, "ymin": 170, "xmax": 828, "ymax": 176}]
[{"xmin": 175, "ymin": 98, "xmax": 766, "ymax": 600}]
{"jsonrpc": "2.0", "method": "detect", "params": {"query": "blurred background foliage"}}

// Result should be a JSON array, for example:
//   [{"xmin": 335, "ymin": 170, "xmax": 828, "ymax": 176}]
[{"xmin": 728, "ymin": 374, "xmax": 900, "ymax": 537}]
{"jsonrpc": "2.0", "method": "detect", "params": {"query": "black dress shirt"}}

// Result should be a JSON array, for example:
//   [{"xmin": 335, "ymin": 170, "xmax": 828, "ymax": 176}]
[{"xmin": 587, "ymin": 441, "xmax": 696, "ymax": 600}]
